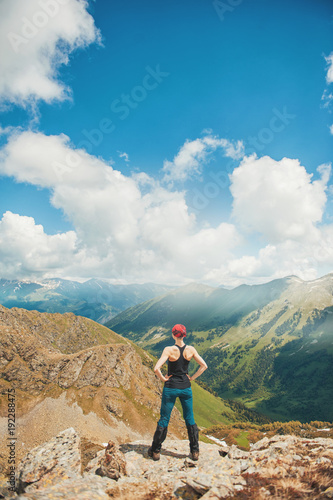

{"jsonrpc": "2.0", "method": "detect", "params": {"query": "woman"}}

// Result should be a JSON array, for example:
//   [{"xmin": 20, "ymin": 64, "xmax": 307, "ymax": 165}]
[{"xmin": 148, "ymin": 324, "xmax": 208, "ymax": 461}]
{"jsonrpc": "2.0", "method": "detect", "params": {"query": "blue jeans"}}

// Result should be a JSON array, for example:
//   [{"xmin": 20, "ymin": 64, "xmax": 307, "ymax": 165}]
[{"xmin": 158, "ymin": 387, "xmax": 196, "ymax": 428}]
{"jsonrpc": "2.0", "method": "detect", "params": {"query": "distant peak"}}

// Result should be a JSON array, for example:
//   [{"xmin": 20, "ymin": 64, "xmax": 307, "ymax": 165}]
[
  {"xmin": 285, "ymin": 273, "xmax": 333, "ymax": 285},
  {"xmin": 285, "ymin": 275, "xmax": 304, "ymax": 283},
  {"xmin": 176, "ymin": 282, "xmax": 216, "ymax": 293}
]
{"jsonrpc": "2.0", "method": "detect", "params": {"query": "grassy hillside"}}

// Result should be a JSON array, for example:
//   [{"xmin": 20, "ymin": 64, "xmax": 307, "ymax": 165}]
[
  {"xmin": 173, "ymin": 379, "xmax": 270, "ymax": 429},
  {"xmin": 201, "ymin": 306, "xmax": 333, "ymax": 422},
  {"xmin": 106, "ymin": 275, "xmax": 333, "ymax": 422}
]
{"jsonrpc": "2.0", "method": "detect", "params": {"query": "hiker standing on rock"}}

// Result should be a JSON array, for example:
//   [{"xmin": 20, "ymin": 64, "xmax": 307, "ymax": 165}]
[{"xmin": 148, "ymin": 324, "xmax": 208, "ymax": 461}]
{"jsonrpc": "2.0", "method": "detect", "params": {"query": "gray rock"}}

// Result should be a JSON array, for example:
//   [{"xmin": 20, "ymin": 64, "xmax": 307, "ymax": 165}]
[
  {"xmin": 227, "ymin": 445, "xmax": 250, "ymax": 460},
  {"xmin": 184, "ymin": 475, "xmax": 212, "ymax": 494},
  {"xmin": 0, "ymin": 474, "xmax": 18, "ymax": 498},
  {"xmin": 200, "ymin": 485, "xmax": 233, "ymax": 499},
  {"xmin": 216, "ymin": 484, "xmax": 234, "ymax": 498},
  {"xmin": 295, "ymin": 465, "xmax": 306, "ymax": 477},
  {"xmin": 16, "ymin": 428, "xmax": 81, "ymax": 493},
  {"xmin": 313, "ymin": 438, "xmax": 333, "ymax": 447},
  {"xmin": 13, "ymin": 430, "xmax": 333, "ymax": 500},
  {"xmin": 316, "ymin": 456, "xmax": 331, "ymax": 464},
  {"xmin": 238, "ymin": 458, "xmax": 255, "ymax": 472},
  {"xmin": 246, "ymin": 465, "xmax": 262, "ymax": 475},
  {"xmin": 199, "ymin": 487, "xmax": 222, "ymax": 499},
  {"xmin": 250, "ymin": 437, "xmax": 270, "ymax": 450},
  {"xmin": 16, "ymin": 474, "xmax": 116, "ymax": 499},
  {"xmin": 84, "ymin": 449, "xmax": 105, "ymax": 474}
]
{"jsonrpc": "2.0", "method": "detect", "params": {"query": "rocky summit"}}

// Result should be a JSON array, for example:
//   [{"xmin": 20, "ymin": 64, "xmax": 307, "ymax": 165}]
[{"xmin": 2, "ymin": 427, "xmax": 332, "ymax": 499}]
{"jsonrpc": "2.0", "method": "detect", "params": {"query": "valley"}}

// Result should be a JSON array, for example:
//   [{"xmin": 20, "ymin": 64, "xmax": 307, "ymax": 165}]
[{"xmin": 106, "ymin": 274, "xmax": 333, "ymax": 422}]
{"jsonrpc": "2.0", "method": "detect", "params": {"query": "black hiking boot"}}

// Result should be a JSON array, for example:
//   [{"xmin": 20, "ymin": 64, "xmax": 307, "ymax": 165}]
[
  {"xmin": 148, "ymin": 425, "xmax": 168, "ymax": 461},
  {"xmin": 187, "ymin": 423, "xmax": 199, "ymax": 460}
]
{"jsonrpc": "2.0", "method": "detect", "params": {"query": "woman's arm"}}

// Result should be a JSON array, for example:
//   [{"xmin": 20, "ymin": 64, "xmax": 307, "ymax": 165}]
[
  {"xmin": 187, "ymin": 348, "xmax": 208, "ymax": 381},
  {"xmin": 154, "ymin": 347, "xmax": 173, "ymax": 383}
]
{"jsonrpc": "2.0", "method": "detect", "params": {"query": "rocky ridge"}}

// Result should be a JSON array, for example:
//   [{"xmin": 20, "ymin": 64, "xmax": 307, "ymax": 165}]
[
  {"xmin": 2, "ymin": 427, "xmax": 333, "ymax": 499},
  {"xmin": 0, "ymin": 305, "xmax": 186, "ymax": 474}
]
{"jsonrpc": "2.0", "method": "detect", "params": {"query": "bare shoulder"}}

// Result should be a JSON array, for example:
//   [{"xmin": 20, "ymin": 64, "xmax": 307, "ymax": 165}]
[
  {"xmin": 184, "ymin": 345, "xmax": 197, "ymax": 360},
  {"xmin": 185, "ymin": 345, "xmax": 197, "ymax": 354},
  {"xmin": 163, "ymin": 345, "xmax": 175, "ymax": 355}
]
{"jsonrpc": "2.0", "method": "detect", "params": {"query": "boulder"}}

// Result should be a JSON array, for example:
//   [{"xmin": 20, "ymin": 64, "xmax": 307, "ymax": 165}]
[
  {"xmin": 95, "ymin": 441, "xmax": 127, "ymax": 480},
  {"xmin": 16, "ymin": 475, "xmax": 116, "ymax": 500},
  {"xmin": 16, "ymin": 428, "xmax": 81, "ymax": 493}
]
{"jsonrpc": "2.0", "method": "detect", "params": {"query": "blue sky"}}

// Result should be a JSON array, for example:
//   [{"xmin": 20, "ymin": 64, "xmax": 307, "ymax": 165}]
[{"xmin": 0, "ymin": 0, "xmax": 332, "ymax": 286}]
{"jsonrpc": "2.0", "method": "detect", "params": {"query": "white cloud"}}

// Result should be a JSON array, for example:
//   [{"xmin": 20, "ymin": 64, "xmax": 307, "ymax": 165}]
[
  {"xmin": 118, "ymin": 151, "xmax": 129, "ymax": 163},
  {"xmin": 322, "ymin": 53, "xmax": 333, "ymax": 119},
  {"xmin": 226, "ymin": 243, "xmax": 319, "ymax": 284},
  {"xmin": 0, "ymin": 130, "xmax": 241, "ymax": 283},
  {"xmin": 322, "ymin": 90, "xmax": 333, "ymax": 109},
  {"xmin": 0, "ymin": 211, "xmax": 77, "ymax": 278},
  {"xmin": 1, "ymin": 131, "xmax": 332, "ymax": 286},
  {"xmin": 230, "ymin": 155, "xmax": 331, "ymax": 243},
  {"xmin": 162, "ymin": 135, "xmax": 244, "ymax": 183},
  {"xmin": 329, "ymin": 124, "xmax": 333, "ymax": 135},
  {"xmin": 0, "ymin": 130, "xmax": 143, "ymax": 252},
  {"xmin": 204, "ymin": 233, "xmax": 333, "ymax": 288},
  {"xmin": 0, "ymin": 0, "xmax": 100, "ymax": 106},
  {"xmin": 325, "ymin": 53, "xmax": 333, "ymax": 84}
]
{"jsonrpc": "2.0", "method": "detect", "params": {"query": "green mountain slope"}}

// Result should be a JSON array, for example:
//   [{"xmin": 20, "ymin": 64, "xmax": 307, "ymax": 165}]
[
  {"xmin": 106, "ymin": 279, "xmax": 288, "ymax": 341},
  {"xmin": 106, "ymin": 275, "xmax": 333, "ymax": 422}
]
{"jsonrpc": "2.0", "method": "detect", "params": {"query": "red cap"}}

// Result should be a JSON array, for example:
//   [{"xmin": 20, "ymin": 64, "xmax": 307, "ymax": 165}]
[{"xmin": 172, "ymin": 324, "xmax": 186, "ymax": 338}]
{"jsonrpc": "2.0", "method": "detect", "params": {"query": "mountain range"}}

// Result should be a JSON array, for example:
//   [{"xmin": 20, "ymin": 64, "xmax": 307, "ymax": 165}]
[
  {"xmin": 2, "ymin": 273, "xmax": 333, "ymax": 423},
  {"xmin": 1, "ymin": 285, "xmax": 332, "ymax": 498},
  {"xmin": 106, "ymin": 274, "xmax": 333, "ymax": 423},
  {"xmin": 0, "ymin": 278, "xmax": 173, "ymax": 323}
]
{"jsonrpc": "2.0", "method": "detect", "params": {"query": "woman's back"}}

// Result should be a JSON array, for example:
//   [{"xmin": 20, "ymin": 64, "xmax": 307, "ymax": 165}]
[
  {"xmin": 165, "ymin": 344, "xmax": 191, "ymax": 389},
  {"xmin": 166, "ymin": 344, "xmax": 195, "ymax": 361}
]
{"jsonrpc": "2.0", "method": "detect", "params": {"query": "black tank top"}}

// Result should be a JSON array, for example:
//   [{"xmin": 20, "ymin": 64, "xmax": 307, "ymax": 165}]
[{"xmin": 164, "ymin": 345, "xmax": 191, "ymax": 389}]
